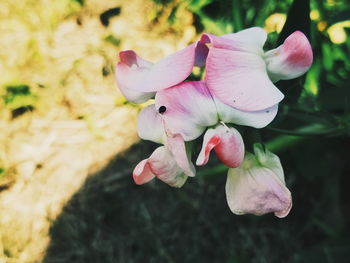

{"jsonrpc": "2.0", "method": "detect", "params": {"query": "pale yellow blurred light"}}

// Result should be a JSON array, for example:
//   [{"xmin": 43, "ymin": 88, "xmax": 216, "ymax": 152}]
[
  {"xmin": 140, "ymin": 99, "xmax": 155, "ymax": 109},
  {"xmin": 310, "ymin": 10, "xmax": 320, "ymax": 21},
  {"xmin": 264, "ymin": 13, "xmax": 286, "ymax": 33},
  {"xmin": 327, "ymin": 21, "xmax": 350, "ymax": 44},
  {"xmin": 317, "ymin": 21, "xmax": 327, "ymax": 31},
  {"xmin": 192, "ymin": 67, "xmax": 201, "ymax": 75}
]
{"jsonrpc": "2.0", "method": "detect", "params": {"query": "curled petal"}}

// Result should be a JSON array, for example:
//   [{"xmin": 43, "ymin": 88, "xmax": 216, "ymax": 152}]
[
  {"xmin": 166, "ymin": 133, "xmax": 196, "ymax": 177},
  {"xmin": 225, "ymin": 146, "xmax": 292, "ymax": 218},
  {"xmin": 116, "ymin": 43, "xmax": 198, "ymax": 103},
  {"xmin": 215, "ymin": 97, "xmax": 279, "ymax": 128},
  {"xmin": 155, "ymin": 81, "xmax": 218, "ymax": 141},
  {"xmin": 265, "ymin": 31, "xmax": 313, "ymax": 82},
  {"xmin": 205, "ymin": 47, "xmax": 284, "ymax": 111},
  {"xmin": 133, "ymin": 159, "xmax": 156, "ymax": 185},
  {"xmin": 137, "ymin": 104, "xmax": 165, "ymax": 144},
  {"xmin": 115, "ymin": 50, "xmax": 155, "ymax": 103},
  {"xmin": 133, "ymin": 146, "xmax": 188, "ymax": 188},
  {"xmin": 200, "ymin": 27, "xmax": 267, "ymax": 53},
  {"xmin": 196, "ymin": 125, "xmax": 244, "ymax": 168}
]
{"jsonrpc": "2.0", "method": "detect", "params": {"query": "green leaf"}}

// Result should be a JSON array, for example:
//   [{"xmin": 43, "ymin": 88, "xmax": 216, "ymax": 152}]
[{"xmin": 277, "ymin": 0, "xmax": 311, "ymax": 45}]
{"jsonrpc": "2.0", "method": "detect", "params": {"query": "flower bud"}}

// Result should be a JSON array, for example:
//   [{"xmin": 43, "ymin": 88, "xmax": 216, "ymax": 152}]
[{"xmin": 225, "ymin": 144, "xmax": 292, "ymax": 218}]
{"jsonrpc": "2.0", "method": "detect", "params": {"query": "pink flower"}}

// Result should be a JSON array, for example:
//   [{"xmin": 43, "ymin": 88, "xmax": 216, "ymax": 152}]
[
  {"xmin": 117, "ymin": 26, "xmax": 312, "ymax": 210},
  {"xmin": 200, "ymin": 27, "xmax": 313, "ymax": 111},
  {"xmin": 225, "ymin": 144, "xmax": 292, "ymax": 218}
]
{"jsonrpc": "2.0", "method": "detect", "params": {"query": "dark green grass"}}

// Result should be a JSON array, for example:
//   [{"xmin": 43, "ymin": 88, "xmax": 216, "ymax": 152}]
[{"xmin": 43, "ymin": 138, "xmax": 350, "ymax": 263}]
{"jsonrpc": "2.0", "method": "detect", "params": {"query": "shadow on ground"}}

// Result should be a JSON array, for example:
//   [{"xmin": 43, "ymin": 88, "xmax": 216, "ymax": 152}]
[{"xmin": 43, "ymin": 139, "xmax": 350, "ymax": 263}]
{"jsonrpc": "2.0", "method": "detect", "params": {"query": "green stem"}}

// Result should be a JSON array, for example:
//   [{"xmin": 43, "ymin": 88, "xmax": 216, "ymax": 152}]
[
  {"xmin": 232, "ymin": 0, "xmax": 243, "ymax": 31},
  {"xmin": 267, "ymin": 127, "xmax": 339, "ymax": 137}
]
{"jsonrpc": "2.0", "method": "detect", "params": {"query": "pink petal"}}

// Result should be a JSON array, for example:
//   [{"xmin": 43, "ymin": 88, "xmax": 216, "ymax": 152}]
[
  {"xmin": 133, "ymin": 146, "xmax": 188, "ymax": 187},
  {"xmin": 132, "ymin": 134, "xmax": 195, "ymax": 187},
  {"xmin": 137, "ymin": 104, "xmax": 165, "ymax": 144},
  {"xmin": 115, "ymin": 50, "xmax": 155, "ymax": 103},
  {"xmin": 166, "ymin": 133, "xmax": 196, "ymax": 177},
  {"xmin": 133, "ymin": 159, "xmax": 156, "ymax": 185},
  {"xmin": 215, "ymin": 97, "xmax": 279, "ymax": 128},
  {"xmin": 196, "ymin": 125, "xmax": 244, "ymax": 168},
  {"xmin": 265, "ymin": 31, "xmax": 313, "ymax": 82},
  {"xmin": 155, "ymin": 81, "xmax": 218, "ymax": 141},
  {"xmin": 200, "ymin": 27, "xmax": 267, "ymax": 53},
  {"xmin": 148, "ymin": 146, "xmax": 189, "ymax": 187},
  {"xmin": 116, "ymin": 43, "xmax": 198, "ymax": 102},
  {"xmin": 196, "ymin": 133, "xmax": 221, "ymax": 166},
  {"xmin": 225, "ymin": 146, "xmax": 292, "ymax": 218},
  {"xmin": 205, "ymin": 47, "xmax": 284, "ymax": 111}
]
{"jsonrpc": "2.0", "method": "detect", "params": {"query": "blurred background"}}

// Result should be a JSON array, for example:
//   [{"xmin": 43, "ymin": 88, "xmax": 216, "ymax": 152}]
[{"xmin": 0, "ymin": 0, "xmax": 349, "ymax": 262}]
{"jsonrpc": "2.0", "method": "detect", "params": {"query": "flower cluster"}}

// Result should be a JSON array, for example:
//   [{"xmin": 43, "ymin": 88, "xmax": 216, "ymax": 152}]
[{"xmin": 115, "ymin": 27, "xmax": 312, "ymax": 217}]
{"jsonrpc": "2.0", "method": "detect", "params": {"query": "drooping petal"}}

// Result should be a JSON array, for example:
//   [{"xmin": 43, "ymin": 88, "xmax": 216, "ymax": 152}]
[
  {"xmin": 133, "ymin": 159, "xmax": 156, "ymax": 185},
  {"xmin": 132, "ymin": 146, "xmax": 188, "ymax": 188},
  {"xmin": 115, "ymin": 50, "xmax": 155, "ymax": 103},
  {"xmin": 196, "ymin": 124, "xmax": 244, "ymax": 168},
  {"xmin": 155, "ymin": 81, "xmax": 218, "ymax": 141},
  {"xmin": 214, "ymin": 97, "xmax": 279, "ymax": 128},
  {"xmin": 225, "ymin": 145, "xmax": 292, "ymax": 218},
  {"xmin": 149, "ymin": 146, "xmax": 189, "ymax": 187},
  {"xmin": 200, "ymin": 27, "xmax": 267, "ymax": 53},
  {"xmin": 137, "ymin": 104, "xmax": 165, "ymax": 144},
  {"xmin": 166, "ymin": 133, "xmax": 196, "ymax": 177},
  {"xmin": 264, "ymin": 31, "xmax": 313, "ymax": 82},
  {"xmin": 205, "ymin": 47, "xmax": 284, "ymax": 111},
  {"xmin": 116, "ymin": 43, "xmax": 198, "ymax": 101}
]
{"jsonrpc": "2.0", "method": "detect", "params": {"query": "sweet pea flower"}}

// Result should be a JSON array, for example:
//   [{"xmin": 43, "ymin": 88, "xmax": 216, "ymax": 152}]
[
  {"xmin": 133, "ymin": 105, "xmax": 195, "ymax": 187},
  {"xmin": 225, "ymin": 144, "xmax": 292, "ymax": 218},
  {"xmin": 115, "ymin": 42, "xmax": 208, "ymax": 103},
  {"xmin": 155, "ymin": 81, "xmax": 278, "ymax": 167},
  {"xmin": 200, "ymin": 27, "xmax": 313, "ymax": 111}
]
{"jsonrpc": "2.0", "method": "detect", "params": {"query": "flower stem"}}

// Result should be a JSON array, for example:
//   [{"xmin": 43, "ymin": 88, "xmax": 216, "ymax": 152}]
[{"xmin": 232, "ymin": 0, "xmax": 243, "ymax": 31}]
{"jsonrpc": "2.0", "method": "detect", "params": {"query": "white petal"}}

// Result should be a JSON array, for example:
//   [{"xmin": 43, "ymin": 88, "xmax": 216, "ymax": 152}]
[
  {"xmin": 137, "ymin": 104, "xmax": 165, "ymax": 144},
  {"xmin": 200, "ymin": 27, "xmax": 267, "ymax": 54},
  {"xmin": 215, "ymin": 97, "xmax": 279, "ymax": 128}
]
